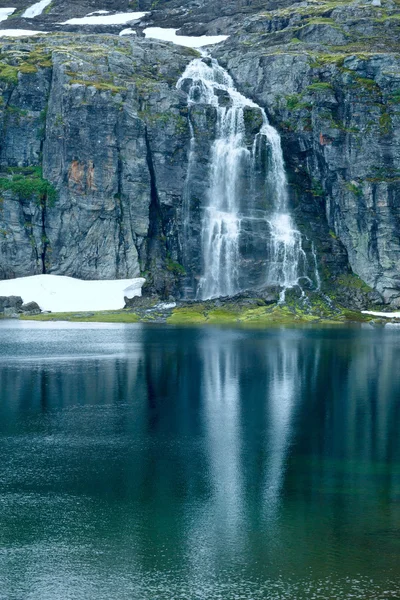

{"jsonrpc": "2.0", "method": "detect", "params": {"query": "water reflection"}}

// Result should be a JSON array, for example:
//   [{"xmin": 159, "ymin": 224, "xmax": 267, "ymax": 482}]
[
  {"xmin": 263, "ymin": 336, "xmax": 305, "ymax": 520},
  {"xmin": 0, "ymin": 323, "xmax": 399, "ymax": 598}
]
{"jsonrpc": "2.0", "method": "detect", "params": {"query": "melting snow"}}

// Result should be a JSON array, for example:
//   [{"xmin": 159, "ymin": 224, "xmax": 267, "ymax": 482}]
[
  {"xmin": 144, "ymin": 27, "xmax": 229, "ymax": 48},
  {"xmin": 0, "ymin": 275, "xmax": 145, "ymax": 312},
  {"xmin": 22, "ymin": 0, "xmax": 52, "ymax": 18},
  {"xmin": 362, "ymin": 310, "xmax": 400, "ymax": 318},
  {"xmin": 86, "ymin": 10, "xmax": 110, "ymax": 16},
  {"xmin": 0, "ymin": 8, "xmax": 16, "ymax": 23},
  {"xmin": 0, "ymin": 28, "xmax": 46, "ymax": 36},
  {"xmin": 60, "ymin": 12, "xmax": 148, "ymax": 25},
  {"xmin": 119, "ymin": 27, "xmax": 136, "ymax": 36}
]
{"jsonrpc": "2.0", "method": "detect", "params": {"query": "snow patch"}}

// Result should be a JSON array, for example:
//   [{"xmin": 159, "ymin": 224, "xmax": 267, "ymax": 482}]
[
  {"xmin": 0, "ymin": 8, "xmax": 16, "ymax": 23},
  {"xmin": 22, "ymin": 0, "xmax": 52, "ymax": 18},
  {"xmin": 0, "ymin": 29, "xmax": 46, "ymax": 36},
  {"xmin": 144, "ymin": 27, "xmax": 229, "ymax": 48},
  {"xmin": 60, "ymin": 12, "xmax": 147, "ymax": 25},
  {"xmin": 0, "ymin": 275, "xmax": 145, "ymax": 312},
  {"xmin": 119, "ymin": 28, "xmax": 136, "ymax": 36},
  {"xmin": 362, "ymin": 310, "xmax": 400, "ymax": 318},
  {"xmin": 86, "ymin": 10, "xmax": 110, "ymax": 16},
  {"xmin": 156, "ymin": 302, "xmax": 177, "ymax": 310}
]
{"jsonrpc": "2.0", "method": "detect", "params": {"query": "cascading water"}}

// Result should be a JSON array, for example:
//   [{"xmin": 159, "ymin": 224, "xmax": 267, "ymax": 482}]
[{"xmin": 177, "ymin": 56, "xmax": 317, "ymax": 301}]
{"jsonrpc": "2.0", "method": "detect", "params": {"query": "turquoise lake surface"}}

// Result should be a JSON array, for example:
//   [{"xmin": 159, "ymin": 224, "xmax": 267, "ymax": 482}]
[{"xmin": 0, "ymin": 321, "xmax": 399, "ymax": 599}]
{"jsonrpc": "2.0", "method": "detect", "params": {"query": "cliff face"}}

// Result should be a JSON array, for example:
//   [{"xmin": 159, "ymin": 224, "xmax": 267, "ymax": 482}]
[
  {"xmin": 0, "ymin": 36, "xmax": 196, "ymax": 295},
  {"xmin": 215, "ymin": 0, "xmax": 400, "ymax": 304},
  {"xmin": 0, "ymin": 0, "xmax": 399, "ymax": 305}
]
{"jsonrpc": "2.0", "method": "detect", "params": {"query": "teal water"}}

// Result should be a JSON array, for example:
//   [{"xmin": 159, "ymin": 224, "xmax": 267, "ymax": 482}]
[{"xmin": 0, "ymin": 321, "xmax": 399, "ymax": 599}]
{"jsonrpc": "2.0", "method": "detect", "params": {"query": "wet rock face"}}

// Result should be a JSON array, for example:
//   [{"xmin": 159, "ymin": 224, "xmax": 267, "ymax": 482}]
[
  {"xmin": 0, "ymin": 0, "xmax": 400, "ymax": 304},
  {"xmin": 214, "ymin": 0, "xmax": 400, "ymax": 305},
  {"xmin": 0, "ymin": 35, "xmax": 196, "ymax": 295}
]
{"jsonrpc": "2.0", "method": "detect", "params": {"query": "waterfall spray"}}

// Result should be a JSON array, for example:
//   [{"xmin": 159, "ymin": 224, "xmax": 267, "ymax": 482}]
[{"xmin": 177, "ymin": 57, "xmax": 318, "ymax": 301}]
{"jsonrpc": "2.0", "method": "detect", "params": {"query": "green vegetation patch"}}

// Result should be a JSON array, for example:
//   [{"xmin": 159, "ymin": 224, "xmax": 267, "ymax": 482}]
[
  {"xmin": 0, "ymin": 167, "xmax": 57, "ymax": 206},
  {"xmin": 0, "ymin": 62, "xmax": 19, "ymax": 85},
  {"xmin": 167, "ymin": 297, "xmax": 373, "ymax": 326},
  {"xmin": 166, "ymin": 258, "xmax": 186, "ymax": 276},
  {"xmin": 336, "ymin": 273, "xmax": 373, "ymax": 293},
  {"xmin": 306, "ymin": 82, "xmax": 334, "ymax": 92},
  {"xmin": 69, "ymin": 79, "xmax": 126, "ymax": 94},
  {"xmin": 22, "ymin": 310, "xmax": 140, "ymax": 323}
]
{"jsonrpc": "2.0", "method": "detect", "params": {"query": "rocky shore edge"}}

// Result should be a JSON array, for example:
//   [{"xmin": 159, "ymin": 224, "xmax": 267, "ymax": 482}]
[{"xmin": 2, "ymin": 286, "xmax": 398, "ymax": 326}]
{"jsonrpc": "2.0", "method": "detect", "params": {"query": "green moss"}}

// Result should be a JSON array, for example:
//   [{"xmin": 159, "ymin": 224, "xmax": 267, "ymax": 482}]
[
  {"xmin": 21, "ymin": 310, "xmax": 140, "ymax": 323},
  {"xmin": 306, "ymin": 82, "xmax": 334, "ymax": 92},
  {"xmin": 285, "ymin": 93, "xmax": 312, "ymax": 111},
  {"xmin": 69, "ymin": 79, "xmax": 126, "ymax": 94},
  {"xmin": 0, "ymin": 167, "xmax": 57, "ymax": 206},
  {"xmin": 306, "ymin": 17, "xmax": 336, "ymax": 25},
  {"xmin": 310, "ymin": 178, "xmax": 324, "ymax": 197},
  {"xmin": 336, "ymin": 273, "xmax": 372, "ymax": 293},
  {"xmin": 389, "ymin": 90, "xmax": 400, "ymax": 104},
  {"xmin": 166, "ymin": 258, "xmax": 186, "ymax": 276},
  {"xmin": 0, "ymin": 62, "xmax": 19, "ymax": 85},
  {"xmin": 354, "ymin": 76, "xmax": 380, "ymax": 92},
  {"xmin": 167, "ymin": 307, "xmax": 207, "ymax": 324},
  {"xmin": 344, "ymin": 181, "xmax": 362, "ymax": 196},
  {"xmin": 379, "ymin": 111, "xmax": 392, "ymax": 134},
  {"xmin": 18, "ymin": 64, "xmax": 38, "ymax": 74}
]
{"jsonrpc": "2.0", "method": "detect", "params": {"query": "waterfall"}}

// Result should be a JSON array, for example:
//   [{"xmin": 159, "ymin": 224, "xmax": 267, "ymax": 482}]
[{"xmin": 177, "ymin": 57, "xmax": 316, "ymax": 301}]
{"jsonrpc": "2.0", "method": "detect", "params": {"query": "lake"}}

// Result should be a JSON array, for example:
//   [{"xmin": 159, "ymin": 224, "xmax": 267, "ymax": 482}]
[{"xmin": 0, "ymin": 321, "xmax": 399, "ymax": 599}]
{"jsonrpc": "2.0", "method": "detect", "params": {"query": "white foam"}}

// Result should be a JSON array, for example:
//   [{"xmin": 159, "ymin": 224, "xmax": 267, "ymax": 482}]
[
  {"xmin": 0, "ymin": 275, "xmax": 145, "ymax": 312},
  {"xmin": 60, "ymin": 12, "xmax": 147, "ymax": 25},
  {"xmin": 119, "ymin": 27, "xmax": 136, "ymax": 36},
  {"xmin": 0, "ymin": 28, "xmax": 46, "ymax": 36},
  {"xmin": 0, "ymin": 8, "xmax": 16, "ymax": 23},
  {"xmin": 144, "ymin": 27, "xmax": 229, "ymax": 48},
  {"xmin": 362, "ymin": 310, "xmax": 400, "ymax": 318},
  {"xmin": 22, "ymin": 0, "xmax": 52, "ymax": 18}
]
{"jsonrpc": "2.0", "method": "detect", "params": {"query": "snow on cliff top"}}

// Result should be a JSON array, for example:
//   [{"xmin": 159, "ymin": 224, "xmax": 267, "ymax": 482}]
[
  {"xmin": 0, "ymin": 29, "xmax": 46, "ymax": 36},
  {"xmin": 22, "ymin": 0, "xmax": 52, "ymax": 19},
  {"xmin": 0, "ymin": 8, "xmax": 16, "ymax": 23},
  {"xmin": 144, "ymin": 27, "xmax": 229, "ymax": 47},
  {"xmin": 0, "ymin": 275, "xmax": 145, "ymax": 312},
  {"xmin": 60, "ymin": 12, "xmax": 148, "ymax": 25}
]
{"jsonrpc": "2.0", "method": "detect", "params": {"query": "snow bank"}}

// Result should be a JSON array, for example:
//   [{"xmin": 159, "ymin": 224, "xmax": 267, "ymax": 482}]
[
  {"xmin": 22, "ymin": 0, "xmax": 52, "ymax": 18},
  {"xmin": 362, "ymin": 310, "xmax": 400, "ymax": 318},
  {"xmin": 144, "ymin": 27, "xmax": 229, "ymax": 48},
  {"xmin": 0, "ymin": 275, "xmax": 145, "ymax": 312},
  {"xmin": 119, "ymin": 28, "xmax": 136, "ymax": 36},
  {"xmin": 0, "ymin": 8, "xmax": 15, "ymax": 23},
  {"xmin": 0, "ymin": 29, "xmax": 46, "ymax": 36},
  {"xmin": 60, "ymin": 12, "xmax": 147, "ymax": 25},
  {"xmin": 86, "ymin": 10, "xmax": 110, "ymax": 16}
]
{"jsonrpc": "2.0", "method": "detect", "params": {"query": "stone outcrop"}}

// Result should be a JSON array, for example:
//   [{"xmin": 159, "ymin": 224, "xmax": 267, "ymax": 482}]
[{"xmin": 0, "ymin": 295, "xmax": 40, "ymax": 316}]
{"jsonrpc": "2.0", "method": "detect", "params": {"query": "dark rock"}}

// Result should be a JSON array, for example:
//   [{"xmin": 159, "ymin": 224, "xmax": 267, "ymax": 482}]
[
  {"xmin": 0, "ymin": 296, "xmax": 23, "ymax": 313},
  {"xmin": 21, "ymin": 301, "xmax": 42, "ymax": 315}
]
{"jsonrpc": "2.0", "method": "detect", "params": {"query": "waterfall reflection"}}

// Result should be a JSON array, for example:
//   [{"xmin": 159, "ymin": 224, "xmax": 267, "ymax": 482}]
[{"xmin": 263, "ymin": 337, "xmax": 304, "ymax": 521}]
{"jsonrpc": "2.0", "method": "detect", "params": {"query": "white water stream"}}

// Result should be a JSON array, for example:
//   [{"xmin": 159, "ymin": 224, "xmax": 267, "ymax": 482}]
[{"xmin": 178, "ymin": 57, "xmax": 317, "ymax": 301}]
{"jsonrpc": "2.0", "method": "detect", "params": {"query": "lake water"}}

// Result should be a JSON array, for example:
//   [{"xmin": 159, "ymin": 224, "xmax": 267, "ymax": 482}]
[{"xmin": 0, "ymin": 321, "xmax": 399, "ymax": 599}]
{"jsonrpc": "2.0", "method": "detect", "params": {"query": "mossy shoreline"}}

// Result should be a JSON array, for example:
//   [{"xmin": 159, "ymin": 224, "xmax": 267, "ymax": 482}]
[{"xmin": 19, "ymin": 299, "xmax": 389, "ymax": 326}]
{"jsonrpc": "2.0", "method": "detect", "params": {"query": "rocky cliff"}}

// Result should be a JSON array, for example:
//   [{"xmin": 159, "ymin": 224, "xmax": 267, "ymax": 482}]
[
  {"xmin": 0, "ymin": 35, "xmax": 197, "ymax": 296},
  {"xmin": 0, "ymin": 0, "xmax": 399, "ymax": 305}
]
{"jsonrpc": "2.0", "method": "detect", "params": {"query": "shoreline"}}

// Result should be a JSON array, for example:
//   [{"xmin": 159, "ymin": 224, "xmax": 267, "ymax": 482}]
[{"xmin": 15, "ymin": 302, "xmax": 398, "ymax": 326}]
